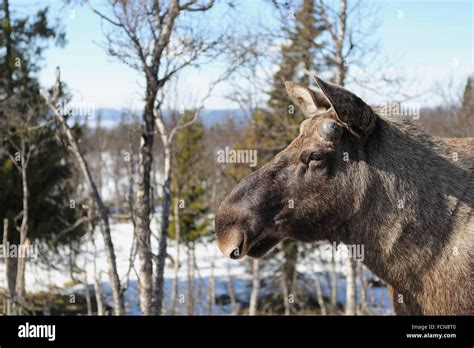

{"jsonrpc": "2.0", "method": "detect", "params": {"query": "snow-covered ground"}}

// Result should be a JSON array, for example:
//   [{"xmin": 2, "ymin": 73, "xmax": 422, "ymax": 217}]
[{"xmin": 1, "ymin": 218, "xmax": 392, "ymax": 315}]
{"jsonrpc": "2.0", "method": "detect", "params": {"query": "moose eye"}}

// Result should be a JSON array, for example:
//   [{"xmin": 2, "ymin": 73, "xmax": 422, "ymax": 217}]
[
  {"xmin": 309, "ymin": 152, "xmax": 324, "ymax": 163},
  {"xmin": 299, "ymin": 150, "xmax": 327, "ymax": 167}
]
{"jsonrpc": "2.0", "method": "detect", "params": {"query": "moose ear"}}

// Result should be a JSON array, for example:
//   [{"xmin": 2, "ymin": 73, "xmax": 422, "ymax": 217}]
[
  {"xmin": 313, "ymin": 76, "xmax": 376, "ymax": 139},
  {"xmin": 285, "ymin": 81, "xmax": 332, "ymax": 118}
]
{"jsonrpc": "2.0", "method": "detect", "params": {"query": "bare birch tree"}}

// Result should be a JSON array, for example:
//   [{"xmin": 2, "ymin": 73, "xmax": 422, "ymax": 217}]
[
  {"xmin": 6, "ymin": 135, "xmax": 32, "ymax": 314},
  {"xmin": 87, "ymin": 0, "xmax": 237, "ymax": 315},
  {"xmin": 2, "ymin": 101, "xmax": 45, "ymax": 314},
  {"xmin": 40, "ymin": 69, "xmax": 125, "ymax": 315},
  {"xmin": 317, "ymin": 0, "xmax": 408, "ymax": 315},
  {"xmin": 317, "ymin": 0, "xmax": 377, "ymax": 316},
  {"xmin": 153, "ymin": 71, "xmax": 235, "ymax": 314}
]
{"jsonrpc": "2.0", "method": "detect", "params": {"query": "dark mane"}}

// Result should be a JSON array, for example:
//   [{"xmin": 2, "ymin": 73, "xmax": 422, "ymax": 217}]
[{"xmin": 347, "ymin": 113, "xmax": 474, "ymax": 314}]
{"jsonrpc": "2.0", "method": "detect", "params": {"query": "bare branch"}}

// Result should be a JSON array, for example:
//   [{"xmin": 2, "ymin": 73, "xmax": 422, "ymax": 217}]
[
  {"xmin": 180, "ymin": 0, "xmax": 215, "ymax": 12},
  {"xmin": 5, "ymin": 151, "xmax": 21, "ymax": 172},
  {"xmin": 50, "ymin": 216, "xmax": 90, "ymax": 245},
  {"xmin": 318, "ymin": 0, "xmax": 337, "ymax": 41},
  {"xmin": 87, "ymin": 2, "xmax": 122, "ymax": 27},
  {"xmin": 40, "ymin": 68, "xmax": 125, "ymax": 315}
]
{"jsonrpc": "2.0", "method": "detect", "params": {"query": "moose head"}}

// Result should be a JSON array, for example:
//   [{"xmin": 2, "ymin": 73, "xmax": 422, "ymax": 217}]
[
  {"xmin": 215, "ymin": 75, "xmax": 474, "ymax": 315},
  {"xmin": 215, "ymin": 76, "xmax": 378, "ymax": 259}
]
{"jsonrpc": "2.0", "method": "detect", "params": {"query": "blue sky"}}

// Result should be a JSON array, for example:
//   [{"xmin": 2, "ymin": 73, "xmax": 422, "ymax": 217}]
[{"xmin": 9, "ymin": 0, "xmax": 473, "ymax": 110}]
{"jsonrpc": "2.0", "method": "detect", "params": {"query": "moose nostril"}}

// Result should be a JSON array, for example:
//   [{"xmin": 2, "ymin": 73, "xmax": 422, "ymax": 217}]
[
  {"xmin": 230, "ymin": 247, "xmax": 240, "ymax": 259},
  {"xmin": 229, "ymin": 238, "xmax": 244, "ymax": 259},
  {"xmin": 216, "ymin": 225, "xmax": 246, "ymax": 259}
]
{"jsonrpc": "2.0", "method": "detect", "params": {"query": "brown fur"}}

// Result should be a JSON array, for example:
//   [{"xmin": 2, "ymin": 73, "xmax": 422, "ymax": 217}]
[{"xmin": 215, "ymin": 77, "xmax": 474, "ymax": 315}]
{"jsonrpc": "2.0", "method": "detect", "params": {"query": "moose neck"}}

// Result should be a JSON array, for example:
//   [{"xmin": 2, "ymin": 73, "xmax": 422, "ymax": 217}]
[{"xmin": 341, "ymin": 115, "xmax": 470, "ymax": 296}]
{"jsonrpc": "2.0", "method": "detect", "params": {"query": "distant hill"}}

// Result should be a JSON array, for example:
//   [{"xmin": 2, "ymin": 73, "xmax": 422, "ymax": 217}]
[
  {"xmin": 75, "ymin": 108, "xmax": 247, "ymax": 129},
  {"xmin": 198, "ymin": 109, "xmax": 247, "ymax": 128}
]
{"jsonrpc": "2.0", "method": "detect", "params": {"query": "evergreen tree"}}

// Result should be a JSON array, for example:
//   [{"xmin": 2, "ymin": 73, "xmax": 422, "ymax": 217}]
[
  {"xmin": 460, "ymin": 76, "xmax": 473, "ymax": 116},
  {"xmin": 168, "ymin": 112, "xmax": 210, "ymax": 244},
  {"xmin": 456, "ymin": 76, "xmax": 474, "ymax": 137},
  {"xmin": 0, "ymin": 2, "xmax": 83, "ymax": 251},
  {"xmin": 253, "ymin": 0, "xmax": 324, "ymax": 162},
  {"xmin": 244, "ymin": 0, "xmax": 326, "ymax": 313}
]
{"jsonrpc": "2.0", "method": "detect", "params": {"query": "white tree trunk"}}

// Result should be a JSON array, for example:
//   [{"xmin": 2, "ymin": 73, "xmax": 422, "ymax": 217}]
[
  {"xmin": 314, "ymin": 274, "xmax": 327, "ymax": 315},
  {"xmin": 134, "ymin": 133, "xmax": 154, "ymax": 315},
  {"xmin": 208, "ymin": 248, "xmax": 216, "ymax": 315},
  {"xmin": 170, "ymin": 199, "xmax": 181, "ymax": 315},
  {"xmin": 92, "ymin": 251, "xmax": 105, "ymax": 315},
  {"xmin": 330, "ymin": 251, "xmax": 338, "ymax": 313},
  {"xmin": 83, "ymin": 268, "xmax": 92, "ymax": 316},
  {"xmin": 358, "ymin": 262, "xmax": 369, "ymax": 314},
  {"xmin": 87, "ymin": 204, "xmax": 105, "ymax": 315},
  {"xmin": 3, "ymin": 218, "xmax": 15, "ymax": 315},
  {"xmin": 331, "ymin": 0, "xmax": 358, "ymax": 315},
  {"xmin": 281, "ymin": 273, "xmax": 290, "ymax": 316},
  {"xmin": 248, "ymin": 259, "xmax": 260, "ymax": 315},
  {"xmin": 334, "ymin": 0, "xmax": 347, "ymax": 86},
  {"xmin": 226, "ymin": 264, "xmax": 238, "ymax": 315},
  {"xmin": 155, "ymin": 144, "xmax": 172, "ymax": 314},
  {"xmin": 186, "ymin": 242, "xmax": 196, "ymax": 315},
  {"xmin": 15, "ymin": 140, "xmax": 29, "ymax": 313},
  {"xmin": 345, "ymin": 257, "xmax": 357, "ymax": 315}
]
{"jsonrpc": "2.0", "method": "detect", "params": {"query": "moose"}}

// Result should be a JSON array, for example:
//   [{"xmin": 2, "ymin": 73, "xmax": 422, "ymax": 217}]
[{"xmin": 215, "ymin": 76, "xmax": 473, "ymax": 315}]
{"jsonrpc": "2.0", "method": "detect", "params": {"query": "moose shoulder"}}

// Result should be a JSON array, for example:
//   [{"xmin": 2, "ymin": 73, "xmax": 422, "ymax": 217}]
[{"xmin": 215, "ymin": 76, "xmax": 473, "ymax": 315}]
